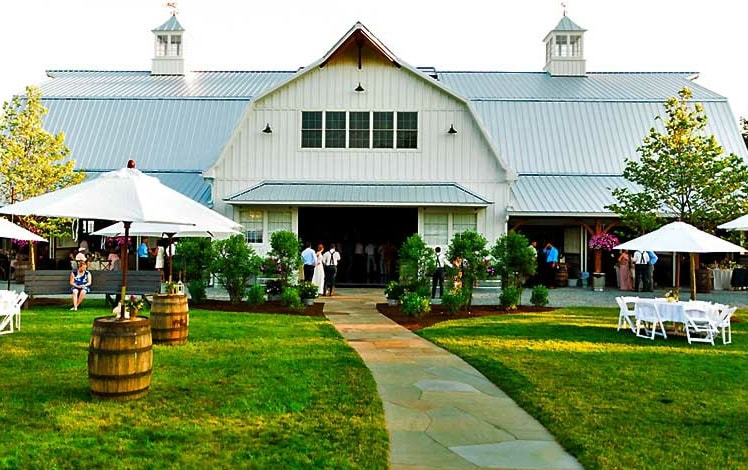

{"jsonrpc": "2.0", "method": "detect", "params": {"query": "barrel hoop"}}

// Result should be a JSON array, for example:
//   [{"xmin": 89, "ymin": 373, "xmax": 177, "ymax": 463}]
[
  {"xmin": 90, "ymin": 385, "xmax": 151, "ymax": 398},
  {"xmin": 89, "ymin": 368, "xmax": 153, "ymax": 380},
  {"xmin": 89, "ymin": 345, "xmax": 153, "ymax": 355}
]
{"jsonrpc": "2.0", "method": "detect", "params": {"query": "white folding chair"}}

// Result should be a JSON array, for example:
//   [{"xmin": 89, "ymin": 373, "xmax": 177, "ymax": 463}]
[
  {"xmin": 615, "ymin": 296, "xmax": 638, "ymax": 333},
  {"xmin": 0, "ymin": 292, "xmax": 20, "ymax": 335},
  {"xmin": 683, "ymin": 307, "xmax": 716, "ymax": 345},
  {"xmin": 635, "ymin": 300, "xmax": 667, "ymax": 340},
  {"xmin": 13, "ymin": 292, "xmax": 28, "ymax": 331},
  {"xmin": 713, "ymin": 305, "xmax": 736, "ymax": 345}
]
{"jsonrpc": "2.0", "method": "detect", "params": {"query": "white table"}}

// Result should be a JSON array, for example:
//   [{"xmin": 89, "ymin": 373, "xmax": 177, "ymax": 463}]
[
  {"xmin": 635, "ymin": 299, "xmax": 719, "ymax": 324},
  {"xmin": 711, "ymin": 269, "xmax": 732, "ymax": 291}
]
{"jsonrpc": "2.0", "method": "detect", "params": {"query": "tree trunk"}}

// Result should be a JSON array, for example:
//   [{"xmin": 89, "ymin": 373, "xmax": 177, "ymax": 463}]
[{"xmin": 30, "ymin": 241, "xmax": 36, "ymax": 271}]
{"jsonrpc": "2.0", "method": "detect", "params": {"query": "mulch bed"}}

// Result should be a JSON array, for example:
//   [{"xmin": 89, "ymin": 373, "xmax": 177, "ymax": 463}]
[
  {"xmin": 190, "ymin": 299, "xmax": 325, "ymax": 316},
  {"xmin": 376, "ymin": 303, "xmax": 556, "ymax": 330}
]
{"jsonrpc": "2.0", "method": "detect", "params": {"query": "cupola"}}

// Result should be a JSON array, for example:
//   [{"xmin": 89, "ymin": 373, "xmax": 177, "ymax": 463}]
[
  {"xmin": 151, "ymin": 14, "xmax": 185, "ymax": 76},
  {"xmin": 543, "ymin": 15, "xmax": 586, "ymax": 77}
]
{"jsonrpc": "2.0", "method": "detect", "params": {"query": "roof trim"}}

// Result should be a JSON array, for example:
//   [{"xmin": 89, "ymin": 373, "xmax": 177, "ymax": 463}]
[{"xmin": 319, "ymin": 22, "xmax": 401, "ymax": 68}]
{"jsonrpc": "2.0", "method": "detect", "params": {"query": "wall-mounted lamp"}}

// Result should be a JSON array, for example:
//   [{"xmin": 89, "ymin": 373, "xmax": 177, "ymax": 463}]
[
  {"xmin": 354, "ymin": 82, "xmax": 365, "ymax": 93},
  {"xmin": 262, "ymin": 123, "xmax": 272, "ymax": 134},
  {"xmin": 447, "ymin": 124, "xmax": 457, "ymax": 135}
]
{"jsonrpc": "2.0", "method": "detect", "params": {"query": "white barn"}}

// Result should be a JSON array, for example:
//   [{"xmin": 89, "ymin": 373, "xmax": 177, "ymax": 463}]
[{"xmin": 30, "ymin": 14, "xmax": 748, "ymax": 283}]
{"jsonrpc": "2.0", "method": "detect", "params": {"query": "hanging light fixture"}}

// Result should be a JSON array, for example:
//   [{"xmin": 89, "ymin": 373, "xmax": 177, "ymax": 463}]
[
  {"xmin": 448, "ymin": 124, "xmax": 457, "ymax": 135},
  {"xmin": 355, "ymin": 82, "xmax": 365, "ymax": 93},
  {"xmin": 262, "ymin": 123, "xmax": 272, "ymax": 134}
]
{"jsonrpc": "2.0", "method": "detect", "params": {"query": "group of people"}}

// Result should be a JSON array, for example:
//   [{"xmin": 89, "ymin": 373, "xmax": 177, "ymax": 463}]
[
  {"xmin": 301, "ymin": 242, "xmax": 341, "ymax": 296},
  {"xmin": 530, "ymin": 241, "xmax": 561, "ymax": 288},
  {"xmin": 138, "ymin": 237, "xmax": 176, "ymax": 281},
  {"xmin": 351, "ymin": 241, "xmax": 397, "ymax": 283},
  {"xmin": 617, "ymin": 249, "xmax": 657, "ymax": 292}
]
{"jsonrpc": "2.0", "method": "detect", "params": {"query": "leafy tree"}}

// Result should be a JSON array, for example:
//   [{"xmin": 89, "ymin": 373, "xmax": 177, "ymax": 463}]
[
  {"xmin": 490, "ymin": 232, "xmax": 536, "ymax": 304},
  {"xmin": 741, "ymin": 117, "xmax": 748, "ymax": 150},
  {"xmin": 448, "ymin": 230, "xmax": 489, "ymax": 312},
  {"xmin": 268, "ymin": 230, "xmax": 302, "ymax": 286},
  {"xmin": 0, "ymin": 86, "xmax": 84, "ymax": 268},
  {"xmin": 608, "ymin": 87, "xmax": 748, "ymax": 299},
  {"xmin": 397, "ymin": 234, "xmax": 433, "ymax": 292},
  {"xmin": 210, "ymin": 235, "xmax": 262, "ymax": 303},
  {"xmin": 176, "ymin": 237, "xmax": 213, "ymax": 282}
]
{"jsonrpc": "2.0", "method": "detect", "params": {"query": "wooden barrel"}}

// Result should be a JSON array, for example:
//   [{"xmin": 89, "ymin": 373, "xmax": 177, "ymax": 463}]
[
  {"xmin": 554, "ymin": 266, "xmax": 569, "ymax": 286},
  {"xmin": 151, "ymin": 294, "xmax": 189, "ymax": 345},
  {"xmin": 696, "ymin": 269, "xmax": 712, "ymax": 293},
  {"xmin": 88, "ymin": 316, "xmax": 152, "ymax": 400}
]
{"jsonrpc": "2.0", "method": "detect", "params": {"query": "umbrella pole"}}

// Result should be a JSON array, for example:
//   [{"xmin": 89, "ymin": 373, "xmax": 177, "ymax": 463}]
[
  {"xmin": 674, "ymin": 252, "xmax": 681, "ymax": 299},
  {"xmin": 689, "ymin": 252, "xmax": 697, "ymax": 301},
  {"xmin": 166, "ymin": 233, "xmax": 175, "ymax": 284},
  {"xmin": 120, "ymin": 222, "xmax": 131, "ymax": 319}
]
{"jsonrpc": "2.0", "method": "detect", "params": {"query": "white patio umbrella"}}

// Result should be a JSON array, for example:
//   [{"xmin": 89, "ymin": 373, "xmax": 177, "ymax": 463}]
[
  {"xmin": 92, "ymin": 221, "xmax": 241, "ymax": 282},
  {"xmin": 0, "ymin": 167, "xmax": 239, "ymax": 312},
  {"xmin": 0, "ymin": 218, "xmax": 47, "ymax": 290},
  {"xmin": 614, "ymin": 221, "xmax": 745, "ymax": 299},
  {"xmin": 717, "ymin": 214, "xmax": 748, "ymax": 231}
]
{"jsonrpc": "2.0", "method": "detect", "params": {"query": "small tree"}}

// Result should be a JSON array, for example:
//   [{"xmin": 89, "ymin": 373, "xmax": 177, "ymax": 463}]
[
  {"xmin": 448, "ymin": 230, "xmax": 489, "ymax": 312},
  {"xmin": 490, "ymin": 232, "xmax": 536, "ymax": 304},
  {"xmin": 608, "ymin": 87, "xmax": 748, "ymax": 299},
  {"xmin": 210, "ymin": 235, "xmax": 261, "ymax": 303},
  {"xmin": 0, "ymin": 86, "xmax": 85, "ymax": 269},
  {"xmin": 268, "ymin": 230, "xmax": 302, "ymax": 286},
  {"xmin": 398, "ymin": 234, "xmax": 433, "ymax": 292},
  {"xmin": 176, "ymin": 237, "xmax": 213, "ymax": 283}
]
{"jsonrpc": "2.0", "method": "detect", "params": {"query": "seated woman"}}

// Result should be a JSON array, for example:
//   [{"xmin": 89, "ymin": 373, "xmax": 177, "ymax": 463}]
[{"xmin": 69, "ymin": 261, "xmax": 92, "ymax": 311}]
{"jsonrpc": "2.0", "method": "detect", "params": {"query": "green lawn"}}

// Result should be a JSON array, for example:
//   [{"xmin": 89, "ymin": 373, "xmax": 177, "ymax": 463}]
[
  {"xmin": 418, "ymin": 307, "xmax": 748, "ymax": 469},
  {"xmin": 0, "ymin": 300, "xmax": 388, "ymax": 469}
]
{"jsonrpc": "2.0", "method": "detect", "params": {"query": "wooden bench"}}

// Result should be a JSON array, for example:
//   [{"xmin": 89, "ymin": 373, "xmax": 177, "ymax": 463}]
[{"xmin": 24, "ymin": 270, "xmax": 162, "ymax": 307}]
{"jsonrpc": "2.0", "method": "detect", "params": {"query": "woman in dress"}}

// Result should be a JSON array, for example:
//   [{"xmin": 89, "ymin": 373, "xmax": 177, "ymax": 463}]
[
  {"xmin": 312, "ymin": 243, "xmax": 326, "ymax": 295},
  {"xmin": 618, "ymin": 250, "xmax": 633, "ymax": 291},
  {"xmin": 152, "ymin": 241, "xmax": 166, "ymax": 282},
  {"xmin": 69, "ymin": 261, "xmax": 92, "ymax": 311}
]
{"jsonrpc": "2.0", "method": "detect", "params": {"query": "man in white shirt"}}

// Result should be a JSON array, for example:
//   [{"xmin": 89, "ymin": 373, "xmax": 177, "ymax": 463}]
[
  {"xmin": 431, "ymin": 246, "xmax": 452, "ymax": 299},
  {"xmin": 322, "ymin": 244, "xmax": 342, "ymax": 296},
  {"xmin": 632, "ymin": 250, "xmax": 650, "ymax": 292}
]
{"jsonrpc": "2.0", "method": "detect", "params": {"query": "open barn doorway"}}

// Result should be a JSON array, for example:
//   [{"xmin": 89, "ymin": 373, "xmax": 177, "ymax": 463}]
[{"xmin": 298, "ymin": 207, "xmax": 417, "ymax": 286}]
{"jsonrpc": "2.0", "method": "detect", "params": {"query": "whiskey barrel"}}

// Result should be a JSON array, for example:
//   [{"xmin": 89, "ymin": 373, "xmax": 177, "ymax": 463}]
[
  {"xmin": 88, "ymin": 316, "xmax": 152, "ymax": 400},
  {"xmin": 151, "ymin": 294, "xmax": 189, "ymax": 345},
  {"xmin": 696, "ymin": 269, "xmax": 712, "ymax": 293},
  {"xmin": 554, "ymin": 266, "xmax": 569, "ymax": 287}
]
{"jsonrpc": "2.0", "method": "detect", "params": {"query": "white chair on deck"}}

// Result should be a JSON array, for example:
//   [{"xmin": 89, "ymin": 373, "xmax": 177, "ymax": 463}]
[
  {"xmin": 713, "ymin": 305, "xmax": 736, "ymax": 345},
  {"xmin": 615, "ymin": 296, "xmax": 638, "ymax": 333},
  {"xmin": 683, "ymin": 306, "xmax": 716, "ymax": 345},
  {"xmin": 635, "ymin": 299, "xmax": 667, "ymax": 340}
]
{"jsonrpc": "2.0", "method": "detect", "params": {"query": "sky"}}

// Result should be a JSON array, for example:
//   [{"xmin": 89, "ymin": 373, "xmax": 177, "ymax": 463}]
[{"xmin": 1, "ymin": 0, "xmax": 746, "ymax": 124}]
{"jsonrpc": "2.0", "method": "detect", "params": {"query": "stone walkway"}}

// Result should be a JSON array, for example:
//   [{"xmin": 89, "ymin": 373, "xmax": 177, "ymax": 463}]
[{"xmin": 324, "ymin": 289, "xmax": 582, "ymax": 470}]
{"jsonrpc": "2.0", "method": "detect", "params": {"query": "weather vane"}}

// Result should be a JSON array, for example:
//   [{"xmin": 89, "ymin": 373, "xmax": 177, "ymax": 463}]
[
  {"xmin": 165, "ymin": 1, "xmax": 178, "ymax": 16},
  {"xmin": 561, "ymin": 2, "xmax": 568, "ymax": 16}
]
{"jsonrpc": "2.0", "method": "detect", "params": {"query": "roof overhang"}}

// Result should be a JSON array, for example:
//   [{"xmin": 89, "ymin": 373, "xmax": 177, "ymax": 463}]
[{"xmin": 225, "ymin": 181, "xmax": 492, "ymax": 207}]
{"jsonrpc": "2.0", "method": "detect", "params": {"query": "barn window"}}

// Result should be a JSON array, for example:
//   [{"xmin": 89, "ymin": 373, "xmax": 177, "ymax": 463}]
[
  {"xmin": 301, "ymin": 111, "xmax": 323, "ymax": 148},
  {"xmin": 239, "ymin": 209, "xmax": 264, "ymax": 243},
  {"xmin": 396, "ymin": 112, "xmax": 418, "ymax": 149}
]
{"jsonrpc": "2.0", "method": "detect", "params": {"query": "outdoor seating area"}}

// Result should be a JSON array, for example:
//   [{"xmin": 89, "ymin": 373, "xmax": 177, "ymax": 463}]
[
  {"xmin": 615, "ymin": 295, "xmax": 735, "ymax": 345},
  {"xmin": 0, "ymin": 290, "xmax": 28, "ymax": 335}
]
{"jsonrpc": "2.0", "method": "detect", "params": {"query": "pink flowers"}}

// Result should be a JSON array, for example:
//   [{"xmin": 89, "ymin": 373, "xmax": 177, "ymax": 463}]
[{"xmin": 588, "ymin": 233, "xmax": 619, "ymax": 251}]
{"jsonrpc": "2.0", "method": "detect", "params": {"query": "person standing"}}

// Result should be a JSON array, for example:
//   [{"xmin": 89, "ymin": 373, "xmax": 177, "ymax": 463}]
[
  {"xmin": 632, "ymin": 250, "xmax": 650, "ymax": 292},
  {"xmin": 431, "ymin": 247, "xmax": 452, "ymax": 299},
  {"xmin": 138, "ymin": 237, "xmax": 150, "ymax": 270},
  {"xmin": 301, "ymin": 242, "xmax": 316, "ymax": 282},
  {"xmin": 617, "ymin": 250, "xmax": 633, "ymax": 291},
  {"xmin": 365, "ymin": 242, "xmax": 377, "ymax": 281},
  {"xmin": 647, "ymin": 251, "xmax": 658, "ymax": 291},
  {"xmin": 543, "ymin": 242, "xmax": 559, "ymax": 288},
  {"xmin": 322, "ymin": 244, "xmax": 341, "ymax": 296},
  {"xmin": 311, "ymin": 244, "xmax": 326, "ymax": 295}
]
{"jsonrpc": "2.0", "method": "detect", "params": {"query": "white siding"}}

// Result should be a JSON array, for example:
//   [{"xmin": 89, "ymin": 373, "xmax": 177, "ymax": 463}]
[{"xmin": 212, "ymin": 46, "xmax": 510, "ymax": 242}]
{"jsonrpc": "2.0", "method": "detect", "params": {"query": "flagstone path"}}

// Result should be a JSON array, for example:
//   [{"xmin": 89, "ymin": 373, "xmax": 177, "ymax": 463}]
[{"xmin": 324, "ymin": 289, "xmax": 582, "ymax": 470}]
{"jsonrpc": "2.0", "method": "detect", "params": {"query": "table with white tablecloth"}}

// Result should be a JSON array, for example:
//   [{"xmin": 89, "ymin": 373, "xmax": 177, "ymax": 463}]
[
  {"xmin": 711, "ymin": 269, "xmax": 732, "ymax": 290},
  {"xmin": 635, "ymin": 299, "xmax": 719, "ymax": 324}
]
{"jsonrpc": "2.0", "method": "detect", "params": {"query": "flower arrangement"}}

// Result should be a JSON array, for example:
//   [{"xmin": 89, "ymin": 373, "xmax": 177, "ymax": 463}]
[
  {"xmin": 485, "ymin": 266, "xmax": 497, "ymax": 278},
  {"xmin": 265, "ymin": 279, "xmax": 283, "ymax": 296},
  {"xmin": 123, "ymin": 294, "xmax": 145, "ymax": 313},
  {"xmin": 588, "ymin": 233, "xmax": 620, "ymax": 251},
  {"xmin": 663, "ymin": 289, "xmax": 679, "ymax": 302}
]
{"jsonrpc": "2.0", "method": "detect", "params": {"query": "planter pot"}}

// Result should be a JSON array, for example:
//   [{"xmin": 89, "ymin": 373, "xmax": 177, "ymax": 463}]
[
  {"xmin": 567, "ymin": 279, "xmax": 577, "ymax": 288},
  {"xmin": 387, "ymin": 298, "xmax": 400, "ymax": 306},
  {"xmin": 268, "ymin": 294, "xmax": 281, "ymax": 302},
  {"xmin": 592, "ymin": 272, "xmax": 606, "ymax": 292},
  {"xmin": 303, "ymin": 298, "xmax": 315, "ymax": 306}
]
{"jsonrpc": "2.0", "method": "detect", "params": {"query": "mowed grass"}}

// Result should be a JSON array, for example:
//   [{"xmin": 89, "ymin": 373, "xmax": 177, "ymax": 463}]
[
  {"xmin": 0, "ymin": 300, "xmax": 388, "ymax": 469},
  {"xmin": 418, "ymin": 307, "xmax": 748, "ymax": 469}
]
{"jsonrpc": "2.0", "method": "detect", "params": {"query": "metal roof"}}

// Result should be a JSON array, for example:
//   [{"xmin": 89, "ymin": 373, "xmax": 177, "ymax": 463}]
[
  {"xmin": 510, "ymin": 175, "xmax": 639, "ymax": 216},
  {"xmin": 42, "ymin": 98, "xmax": 249, "ymax": 171},
  {"xmin": 225, "ymin": 181, "xmax": 492, "ymax": 206},
  {"xmin": 153, "ymin": 15, "xmax": 184, "ymax": 32},
  {"xmin": 86, "ymin": 171, "xmax": 211, "ymax": 206},
  {"xmin": 552, "ymin": 16, "xmax": 586, "ymax": 32},
  {"xmin": 42, "ymin": 71, "xmax": 292, "ymax": 98}
]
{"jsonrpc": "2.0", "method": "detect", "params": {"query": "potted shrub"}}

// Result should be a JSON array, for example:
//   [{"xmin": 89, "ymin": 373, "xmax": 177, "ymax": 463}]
[
  {"xmin": 384, "ymin": 281, "xmax": 404, "ymax": 306},
  {"xmin": 265, "ymin": 279, "xmax": 283, "ymax": 301},
  {"xmin": 298, "ymin": 281, "xmax": 319, "ymax": 306}
]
